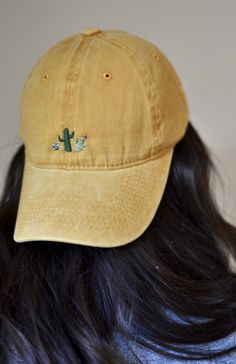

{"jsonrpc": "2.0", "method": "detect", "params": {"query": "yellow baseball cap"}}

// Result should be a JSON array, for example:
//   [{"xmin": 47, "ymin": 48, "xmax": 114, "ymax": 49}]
[{"xmin": 13, "ymin": 27, "xmax": 189, "ymax": 248}]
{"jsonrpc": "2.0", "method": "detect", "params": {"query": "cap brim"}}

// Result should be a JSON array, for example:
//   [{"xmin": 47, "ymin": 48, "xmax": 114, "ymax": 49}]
[{"xmin": 13, "ymin": 148, "xmax": 174, "ymax": 248}]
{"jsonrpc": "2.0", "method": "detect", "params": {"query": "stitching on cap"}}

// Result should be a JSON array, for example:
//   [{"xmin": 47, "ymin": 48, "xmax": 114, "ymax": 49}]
[
  {"xmin": 68, "ymin": 36, "xmax": 96, "ymax": 167},
  {"xmin": 26, "ymin": 143, "xmax": 175, "ymax": 170},
  {"xmin": 61, "ymin": 41, "xmax": 83, "ymax": 165},
  {"xmin": 97, "ymin": 33, "xmax": 162, "ymax": 145},
  {"xmin": 62, "ymin": 35, "xmax": 94, "ymax": 166},
  {"xmin": 136, "ymin": 37, "xmax": 188, "ymax": 106},
  {"xmin": 99, "ymin": 33, "xmax": 161, "ymax": 137}
]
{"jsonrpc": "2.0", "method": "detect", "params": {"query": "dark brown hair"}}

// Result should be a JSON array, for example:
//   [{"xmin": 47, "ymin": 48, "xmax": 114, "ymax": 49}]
[{"xmin": 0, "ymin": 121, "xmax": 236, "ymax": 363}]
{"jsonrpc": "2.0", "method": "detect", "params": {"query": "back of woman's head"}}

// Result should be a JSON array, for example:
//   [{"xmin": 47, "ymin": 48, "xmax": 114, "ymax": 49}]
[{"xmin": 0, "ymin": 121, "xmax": 236, "ymax": 363}]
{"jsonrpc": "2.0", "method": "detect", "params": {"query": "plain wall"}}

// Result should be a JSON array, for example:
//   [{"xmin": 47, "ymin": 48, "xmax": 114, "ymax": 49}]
[{"xmin": 0, "ymin": 0, "xmax": 235, "ymax": 224}]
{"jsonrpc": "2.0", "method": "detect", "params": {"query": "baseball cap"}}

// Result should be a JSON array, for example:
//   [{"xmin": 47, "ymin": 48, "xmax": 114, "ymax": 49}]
[{"xmin": 13, "ymin": 26, "xmax": 189, "ymax": 248}]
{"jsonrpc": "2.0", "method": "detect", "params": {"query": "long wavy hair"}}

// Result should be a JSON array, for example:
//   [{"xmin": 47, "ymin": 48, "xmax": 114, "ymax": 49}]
[{"xmin": 0, "ymin": 121, "xmax": 236, "ymax": 363}]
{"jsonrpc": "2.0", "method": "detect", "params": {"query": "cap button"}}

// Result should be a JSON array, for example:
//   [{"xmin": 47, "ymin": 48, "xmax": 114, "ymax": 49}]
[{"xmin": 81, "ymin": 27, "xmax": 102, "ymax": 36}]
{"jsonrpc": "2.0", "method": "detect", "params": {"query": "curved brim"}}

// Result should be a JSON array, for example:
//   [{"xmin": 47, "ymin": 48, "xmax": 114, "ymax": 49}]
[{"xmin": 13, "ymin": 148, "xmax": 174, "ymax": 248}]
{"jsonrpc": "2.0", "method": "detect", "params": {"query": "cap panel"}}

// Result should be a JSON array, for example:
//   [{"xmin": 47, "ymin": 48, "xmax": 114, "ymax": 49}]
[
  {"xmin": 19, "ymin": 35, "xmax": 84, "ymax": 166},
  {"xmin": 149, "ymin": 57, "xmax": 189, "ymax": 150},
  {"xmin": 68, "ymin": 36, "xmax": 154, "ymax": 169},
  {"xmin": 20, "ymin": 33, "xmax": 155, "ymax": 170},
  {"xmin": 102, "ymin": 31, "xmax": 189, "ymax": 152}
]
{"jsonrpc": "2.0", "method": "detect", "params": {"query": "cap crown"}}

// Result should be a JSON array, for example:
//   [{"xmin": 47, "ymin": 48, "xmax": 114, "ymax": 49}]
[{"xmin": 19, "ymin": 28, "xmax": 189, "ymax": 170}]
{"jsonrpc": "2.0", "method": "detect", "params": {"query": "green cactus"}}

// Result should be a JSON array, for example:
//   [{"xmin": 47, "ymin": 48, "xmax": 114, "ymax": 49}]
[{"xmin": 58, "ymin": 127, "xmax": 74, "ymax": 152}]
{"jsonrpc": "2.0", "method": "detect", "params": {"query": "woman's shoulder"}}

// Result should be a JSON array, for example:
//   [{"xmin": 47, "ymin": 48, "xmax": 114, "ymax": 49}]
[
  {"xmin": 113, "ymin": 309, "xmax": 236, "ymax": 364},
  {"xmin": 113, "ymin": 329, "xmax": 236, "ymax": 364}
]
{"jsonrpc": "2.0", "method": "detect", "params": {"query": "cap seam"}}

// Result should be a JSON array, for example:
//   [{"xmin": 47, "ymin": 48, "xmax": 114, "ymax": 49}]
[
  {"xmin": 24, "ymin": 143, "xmax": 175, "ymax": 171},
  {"xmin": 67, "ymin": 36, "xmax": 96, "ymax": 167},
  {"xmin": 97, "ymin": 32, "xmax": 162, "ymax": 149},
  {"xmin": 129, "ymin": 34, "xmax": 189, "ymax": 108},
  {"xmin": 159, "ymin": 58, "xmax": 189, "ymax": 109},
  {"xmin": 62, "ymin": 35, "xmax": 93, "ymax": 167},
  {"xmin": 54, "ymin": 37, "xmax": 85, "ymax": 167}
]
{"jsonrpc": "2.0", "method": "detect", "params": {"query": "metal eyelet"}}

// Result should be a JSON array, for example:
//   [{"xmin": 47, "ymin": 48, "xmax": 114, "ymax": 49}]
[
  {"xmin": 150, "ymin": 52, "xmax": 161, "ymax": 62},
  {"xmin": 103, "ymin": 72, "xmax": 112, "ymax": 80}
]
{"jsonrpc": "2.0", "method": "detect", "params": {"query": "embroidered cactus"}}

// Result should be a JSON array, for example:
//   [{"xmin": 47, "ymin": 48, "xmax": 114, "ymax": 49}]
[{"xmin": 58, "ymin": 127, "xmax": 74, "ymax": 152}]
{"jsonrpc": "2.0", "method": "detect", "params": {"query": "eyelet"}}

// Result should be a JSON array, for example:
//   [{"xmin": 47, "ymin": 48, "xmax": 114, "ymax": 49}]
[
  {"xmin": 42, "ymin": 74, "xmax": 48, "ymax": 80},
  {"xmin": 150, "ymin": 52, "xmax": 160, "ymax": 62},
  {"xmin": 103, "ymin": 72, "xmax": 112, "ymax": 80}
]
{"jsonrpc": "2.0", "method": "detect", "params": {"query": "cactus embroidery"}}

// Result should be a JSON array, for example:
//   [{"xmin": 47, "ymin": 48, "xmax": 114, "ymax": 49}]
[
  {"xmin": 51, "ymin": 127, "xmax": 88, "ymax": 153},
  {"xmin": 74, "ymin": 136, "xmax": 87, "ymax": 152},
  {"xmin": 58, "ymin": 127, "xmax": 75, "ymax": 152}
]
